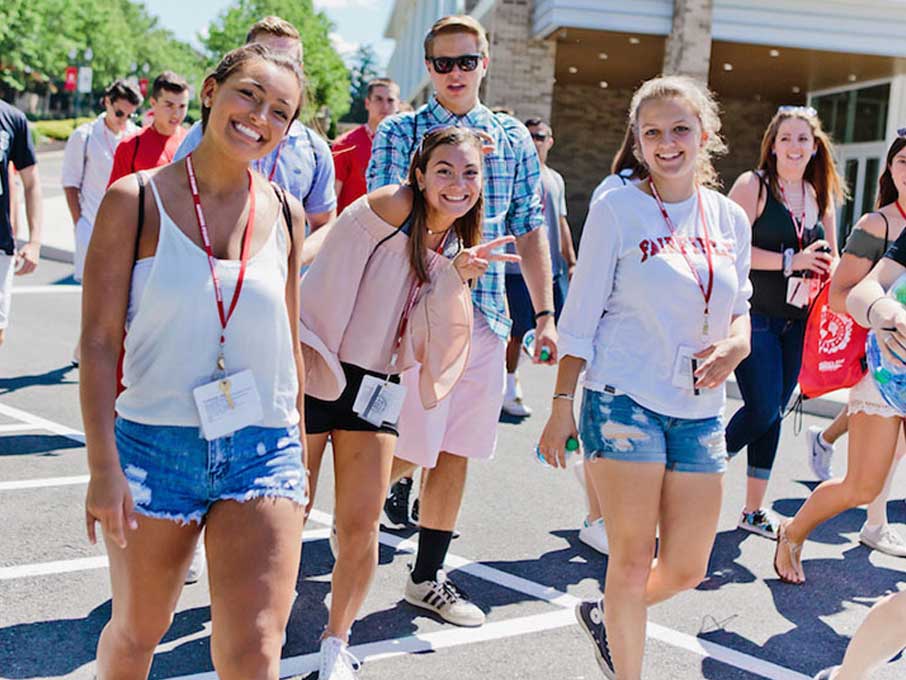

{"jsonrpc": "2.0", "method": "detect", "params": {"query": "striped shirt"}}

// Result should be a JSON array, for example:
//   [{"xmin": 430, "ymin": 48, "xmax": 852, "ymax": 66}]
[{"xmin": 366, "ymin": 95, "xmax": 543, "ymax": 339}]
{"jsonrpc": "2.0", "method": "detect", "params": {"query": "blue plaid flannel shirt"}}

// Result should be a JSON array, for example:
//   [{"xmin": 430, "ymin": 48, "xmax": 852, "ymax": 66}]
[{"xmin": 366, "ymin": 96, "xmax": 544, "ymax": 340}]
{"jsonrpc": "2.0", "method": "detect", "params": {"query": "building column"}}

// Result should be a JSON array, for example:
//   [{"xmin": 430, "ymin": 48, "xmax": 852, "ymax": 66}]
[
  {"xmin": 480, "ymin": 0, "xmax": 556, "ymax": 122},
  {"xmin": 663, "ymin": 0, "xmax": 713, "ymax": 81}
]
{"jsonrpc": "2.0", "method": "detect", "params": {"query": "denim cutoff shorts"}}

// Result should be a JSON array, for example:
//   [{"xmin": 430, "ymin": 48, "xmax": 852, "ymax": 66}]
[
  {"xmin": 579, "ymin": 389, "xmax": 727, "ymax": 474},
  {"xmin": 115, "ymin": 417, "xmax": 307, "ymax": 525}
]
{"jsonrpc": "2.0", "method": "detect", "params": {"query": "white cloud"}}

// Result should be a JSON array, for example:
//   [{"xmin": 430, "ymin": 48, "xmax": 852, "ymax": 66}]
[
  {"xmin": 329, "ymin": 31, "xmax": 360, "ymax": 60},
  {"xmin": 314, "ymin": 0, "xmax": 378, "ymax": 8}
]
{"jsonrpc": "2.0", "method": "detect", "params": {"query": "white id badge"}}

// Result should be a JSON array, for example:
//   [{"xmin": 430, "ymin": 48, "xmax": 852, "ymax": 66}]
[
  {"xmin": 786, "ymin": 276, "xmax": 810, "ymax": 309},
  {"xmin": 192, "ymin": 369, "xmax": 264, "ymax": 441},
  {"xmin": 672, "ymin": 345, "xmax": 700, "ymax": 392},
  {"xmin": 352, "ymin": 375, "xmax": 407, "ymax": 427}
]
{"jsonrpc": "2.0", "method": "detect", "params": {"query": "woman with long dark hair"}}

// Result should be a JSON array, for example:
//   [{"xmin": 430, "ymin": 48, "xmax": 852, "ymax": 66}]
[
  {"xmin": 299, "ymin": 126, "xmax": 518, "ymax": 678},
  {"xmin": 81, "ymin": 44, "xmax": 307, "ymax": 678},
  {"xmin": 776, "ymin": 135, "xmax": 906, "ymax": 583},
  {"xmin": 725, "ymin": 107, "xmax": 845, "ymax": 540}
]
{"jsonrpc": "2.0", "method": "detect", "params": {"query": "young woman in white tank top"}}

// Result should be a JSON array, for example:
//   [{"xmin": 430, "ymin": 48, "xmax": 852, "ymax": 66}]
[{"xmin": 79, "ymin": 45, "xmax": 308, "ymax": 678}]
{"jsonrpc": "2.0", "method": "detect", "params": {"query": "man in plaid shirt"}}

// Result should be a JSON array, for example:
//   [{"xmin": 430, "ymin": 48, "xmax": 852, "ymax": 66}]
[{"xmin": 366, "ymin": 14, "xmax": 557, "ymax": 628}]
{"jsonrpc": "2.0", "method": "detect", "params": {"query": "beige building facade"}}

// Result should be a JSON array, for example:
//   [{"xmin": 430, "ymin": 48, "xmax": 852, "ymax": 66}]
[{"xmin": 386, "ymin": 0, "xmax": 906, "ymax": 237}]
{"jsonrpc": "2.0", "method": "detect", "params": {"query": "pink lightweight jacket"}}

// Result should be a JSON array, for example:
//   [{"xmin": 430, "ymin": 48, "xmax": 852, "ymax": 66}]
[{"xmin": 299, "ymin": 195, "xmax": 473, "ymax": 409}]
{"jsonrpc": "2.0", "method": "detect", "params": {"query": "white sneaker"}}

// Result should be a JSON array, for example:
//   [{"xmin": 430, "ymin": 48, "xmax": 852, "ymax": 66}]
[
  {"xmin": 806, "ymin": 425, "xmax": 834, "ymax": 481},
  {"xmin": 318, "ymin": 636, "xmax": 361, "ymax": 680},
  {"xmin": 404, "ymin": 569, "xmax": 486, "ymax": 627},
  {"xmin": 579, "ymin": 518, "xmax": 609, "ymax": 555},
  {"xmin": 859, "ymin": 523, "xmax": 906, "ymax": 557},
  {"xmin": 185, "ymin": 541, "xmax": 205, "ymax": 584},
  {"xmin": 501, "ymin": 396, "xmax": 532, "ymax": 417}
]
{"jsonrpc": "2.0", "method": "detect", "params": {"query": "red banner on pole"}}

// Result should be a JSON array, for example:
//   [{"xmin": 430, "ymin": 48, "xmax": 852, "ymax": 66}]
[
  {"xmin": 64, "ymin": 66, "xmax": 77, "ymax": 92},
  {"xmin": 139, "ymin": 78, "xmax": 149, "ymax": 97}
]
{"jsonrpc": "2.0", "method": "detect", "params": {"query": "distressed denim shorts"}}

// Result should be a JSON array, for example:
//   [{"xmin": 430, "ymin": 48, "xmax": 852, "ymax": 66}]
[
  {"xmin": 579, "ymin": 389, "xmax": 727, "ymax": 474},
  {"xmin": 114, "ymin": 417, "xmax": 308, "ymax": 525}
]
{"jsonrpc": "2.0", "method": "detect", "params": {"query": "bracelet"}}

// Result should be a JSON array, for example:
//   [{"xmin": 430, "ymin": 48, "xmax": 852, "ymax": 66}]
[
  {"xmin": 866, "ymin": 296, "xmax": 887, "ymax": 327},
  {"xmin": 534, "ymin": 309, "xmax": 554, "ymax": 320},
  {"xmin": 552, "ymin": 393, "xmax": 574, "ymax": 401}
]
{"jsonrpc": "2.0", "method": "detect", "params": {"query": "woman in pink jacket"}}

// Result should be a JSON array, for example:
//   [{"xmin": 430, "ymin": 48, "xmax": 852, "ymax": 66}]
[{"xmin": 298, "ymin": 125, "xmax": 518, "ymax": 679}]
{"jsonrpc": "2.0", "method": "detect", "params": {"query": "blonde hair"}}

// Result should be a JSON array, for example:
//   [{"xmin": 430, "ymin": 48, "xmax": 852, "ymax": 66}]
[
  {"xmin": 757, "ymin": 111, "xmax": 847, "ymax": 218},
  {"xmin": 424, "ymin": 15, "xmax": 489, "ymax": 58},
  {"xmin": 628, "ymin": 75, "xmax": 727, "ymax": 189}
]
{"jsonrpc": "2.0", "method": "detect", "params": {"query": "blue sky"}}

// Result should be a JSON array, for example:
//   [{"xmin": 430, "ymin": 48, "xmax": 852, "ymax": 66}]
[{"xmin": 146, "ymin": 0, "xmax": 396, "ymax": 69}]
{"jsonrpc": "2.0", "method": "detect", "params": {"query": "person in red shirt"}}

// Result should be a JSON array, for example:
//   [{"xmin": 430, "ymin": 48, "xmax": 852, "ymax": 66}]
[
  {"xmin": 332, "ymin": 77, "xmax": 400, "ymax": 214},
  {"xmin": 107, "ymin": 71, "xmax": 189, "ymax": 186}
]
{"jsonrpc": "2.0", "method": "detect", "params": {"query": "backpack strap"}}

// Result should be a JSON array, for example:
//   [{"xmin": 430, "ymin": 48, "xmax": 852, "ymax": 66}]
[
  {"xmin": 134, "ymin": 172, "xmax": 145, "ymax": 262},
  {"xmin": 78, "ymin": 124, "xmax": 91, "ymax": 193},
  {"xmin": 272, "ymin": 181, "xmax": 294, "ymax": 248}
]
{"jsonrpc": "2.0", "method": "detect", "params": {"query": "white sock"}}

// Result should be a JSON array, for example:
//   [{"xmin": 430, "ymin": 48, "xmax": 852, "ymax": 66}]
[
  {"xmin": 818, "ymin": 432, "xmax": 833, "ymax": 449},
  {"xmin": 505, "ymin": 372, "xmax": 517, "ymax": 399}
]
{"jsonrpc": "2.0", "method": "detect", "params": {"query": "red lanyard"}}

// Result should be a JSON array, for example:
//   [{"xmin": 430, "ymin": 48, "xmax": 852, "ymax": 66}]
[
  {"xmin": 256, "ymin": 140, "xmax": 284, "ymax": 182},
  {"xmin": 185, "ymin": 153, "xmax": 256, "ymax": 361},
  {"xmin": 649, "ymin": 181, "xmax": 715, "ymax": 336},
  {"xmin": 778, "ymin": 180, "xmax": 807, "ymax": 250},
  {"xmin": 390, "ymin": 235, "xmax": 447, "ymax": 367},
  {"xmin": 896, "ymin": 200, "xmax": 906, "ymax": 223}
]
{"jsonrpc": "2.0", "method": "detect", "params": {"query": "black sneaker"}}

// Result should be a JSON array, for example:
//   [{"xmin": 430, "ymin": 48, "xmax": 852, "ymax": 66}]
[
  {"xmin": 384, "ymin": 477, "xmax": 413, "ymax": 528},
  {"xmin": 575, "ymin": 599, "xmax": 615, "ymax": 679}
]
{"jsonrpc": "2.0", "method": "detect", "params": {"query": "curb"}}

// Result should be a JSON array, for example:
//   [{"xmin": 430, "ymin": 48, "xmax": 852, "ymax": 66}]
[{"xmin": 726, "ymin": 380, "xmax": 845, "ymax": 419}]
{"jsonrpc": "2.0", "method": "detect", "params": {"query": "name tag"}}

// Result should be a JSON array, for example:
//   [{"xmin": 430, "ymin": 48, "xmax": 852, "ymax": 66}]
[
  {"xmin": 786, "ymin": 276, "xmax": 810, "ymax": 309},
  {"xmin": 672, "ymin": 345, "xmax": 703, "ymax": 394},
  {"xmin": 352, "ymin": 375, "xmax": 406, "ymax": 428},
  {"xmin": 192, "ymin": 369, "xmax": 263, "ymax": 441}
]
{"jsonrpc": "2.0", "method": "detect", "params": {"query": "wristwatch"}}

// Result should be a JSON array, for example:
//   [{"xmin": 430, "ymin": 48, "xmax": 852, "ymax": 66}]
[{"xmin": 782, "ymin": 248, "xmax": 794, "ymax": 278}]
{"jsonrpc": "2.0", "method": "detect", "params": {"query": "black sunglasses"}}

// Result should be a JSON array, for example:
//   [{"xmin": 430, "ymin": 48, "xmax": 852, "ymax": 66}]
[
  {"xmin": 428, "ymin": 54, "xmax": 483, "ymax": 74},
  {"xmin": 531, "ymin": 133, "xmax": 550, "ymax": 142},
  {"xmin": 113, "ymin": 108, "xmax": 135, "ymax": 119}
]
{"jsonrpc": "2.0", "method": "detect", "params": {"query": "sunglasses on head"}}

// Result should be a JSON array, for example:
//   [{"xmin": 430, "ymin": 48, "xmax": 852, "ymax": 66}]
[
  {"xmin": 777, "ymin": 105, "xmax": 817, "ymax": 118},
  {"xmin": 897, "ymin": 127, "xmax": 906, "ymax": 138},
  {"xmin": 428, "ymin": 54, "xmax": 482, "ymax": 74}
]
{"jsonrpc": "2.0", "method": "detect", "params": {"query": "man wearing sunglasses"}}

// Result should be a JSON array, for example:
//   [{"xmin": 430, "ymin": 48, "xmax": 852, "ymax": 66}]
[
  {"xmin": 367, "ymin": 14, "xmax": 557, "ymax": 629},
  {"xmin": 62, "ymin": 79, "xmax": 140, "ymax": 365}
]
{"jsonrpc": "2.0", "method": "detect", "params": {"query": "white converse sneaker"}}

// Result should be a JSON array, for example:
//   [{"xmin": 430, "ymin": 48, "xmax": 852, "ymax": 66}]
[
  {"xmin": 859, "ymin": 523, "xmax": 906, "ymax": 557},
  {"xmin": 579, "ymin": 518, "xmax": 609, "ymax": 555},
  {"xmin": 318, "ymin": 636, "xmax": 361, "ymax": 680},
  {"xmin": 185, "ymin": 541, "xmax": 205, "ymax": 584},
  {"xmin": 502, "ymin": 395, "xmax": 532, "ymax": 417},
  {"xmin": 806, "ymin": 425, "xmax": 834, "ymax": 482},
  {"xmin": 404, "ymin": 569, "xmax": 486, "ymax": 627}
]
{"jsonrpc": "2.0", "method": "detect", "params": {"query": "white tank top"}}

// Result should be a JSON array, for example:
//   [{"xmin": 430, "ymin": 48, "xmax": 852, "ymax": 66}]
[{"xmin": 115, "ymin": 177, "xmax": 299, "ymax": 428}]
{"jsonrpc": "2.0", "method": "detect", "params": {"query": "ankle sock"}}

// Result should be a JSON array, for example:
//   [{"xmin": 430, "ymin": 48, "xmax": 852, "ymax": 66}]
[
  {"xmin": 411, "ymin": 527, "xmax": 453, "ymax": 583},
  {"xmin": 818, "ymin": 431, "xmax": 833, "ymax": 449},
  {"xmin": 505, "ymin": 372, "xmax": 517, "ymax": 399}
]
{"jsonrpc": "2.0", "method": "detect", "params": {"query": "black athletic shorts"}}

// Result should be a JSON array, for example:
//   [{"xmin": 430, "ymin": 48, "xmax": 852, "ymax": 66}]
[{"xmin": 305, "ymin": 362, "xmax": 401, "ymax": 436}]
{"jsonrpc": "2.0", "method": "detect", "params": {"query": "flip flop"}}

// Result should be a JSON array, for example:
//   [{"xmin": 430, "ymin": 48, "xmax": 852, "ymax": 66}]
[{"xmin": 773, "ymin": 521, "xmax": 804, "ymax": 585}]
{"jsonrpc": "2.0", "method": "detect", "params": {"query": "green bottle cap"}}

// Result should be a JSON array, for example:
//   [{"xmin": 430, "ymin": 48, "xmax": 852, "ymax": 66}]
[
  {"xmin": 540, "ymin": 347, "xmax": 551, "ymax": 361},
  {"xmin": 565, "ymin": 436, "xmax": 579, "ymax": 452}
]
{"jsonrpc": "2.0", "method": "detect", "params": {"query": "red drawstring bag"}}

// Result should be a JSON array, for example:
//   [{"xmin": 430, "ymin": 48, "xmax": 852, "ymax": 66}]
[{"xmin": 798, "ymin": 282, "xmax": 868, "ymax": 398}]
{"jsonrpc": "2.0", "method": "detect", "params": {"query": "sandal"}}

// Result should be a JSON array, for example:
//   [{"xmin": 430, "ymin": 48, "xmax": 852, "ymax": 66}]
[{"xmin": 773, "ymin": 520, "xmax": 804, "ymax": 584}]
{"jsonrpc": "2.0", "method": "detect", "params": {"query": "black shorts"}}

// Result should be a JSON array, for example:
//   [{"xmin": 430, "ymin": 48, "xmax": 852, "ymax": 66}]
[{"xmin": 305, "ymin": 362, "xmax": 401, "ymax": 436}]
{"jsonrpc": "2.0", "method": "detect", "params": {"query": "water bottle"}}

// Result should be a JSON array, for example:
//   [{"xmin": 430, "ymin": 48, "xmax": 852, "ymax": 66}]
[
  {"xmin": 868, "ymin": 273, "xmax": 906, "ymax": 412},
  {"xmin": 535, "ymin": 436, "xmax": 580, "ymax": 468},
  {"xmin": 522, "ymin": 329, "xmax": 551, "ymax": 362}
]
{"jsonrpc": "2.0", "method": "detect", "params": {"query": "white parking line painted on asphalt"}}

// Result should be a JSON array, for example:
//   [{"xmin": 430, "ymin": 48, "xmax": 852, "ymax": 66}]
[
  {"xmin": 0, "ymin": 423, "xmax": 41, "ymax": 433},
  {"xmin": 2, "ymin": 411, "xmax": 810, "ymax": 679},
  {"xmin": 0, "ymin": 529, "xmax": 333, "ymax": 581},
  {"xmin": 0, "ymin": 403, "xmax": 84, "ymax": 442},
  {"xmin": 10, "ymin": 285, "xmax": 82, "ymax": 295},
  {"xmin": 0, "ymin": 474, "xmax": 89, "ymax": 490}
]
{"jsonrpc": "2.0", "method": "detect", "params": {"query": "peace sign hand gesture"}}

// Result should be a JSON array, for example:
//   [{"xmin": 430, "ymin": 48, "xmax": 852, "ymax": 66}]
[{"xmin": 453, "ymin": 235, "xmax": 521, "ymax": 283}]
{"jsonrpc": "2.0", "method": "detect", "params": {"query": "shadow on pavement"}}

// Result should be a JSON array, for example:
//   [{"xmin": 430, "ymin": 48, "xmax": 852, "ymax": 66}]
[
  {"xmin": 0, "ymin": 434, "xmax": 82, "ymax": 455},
  {"xmin": 0, "ymin": 365, "xmax": 77, "ymax": 395}
]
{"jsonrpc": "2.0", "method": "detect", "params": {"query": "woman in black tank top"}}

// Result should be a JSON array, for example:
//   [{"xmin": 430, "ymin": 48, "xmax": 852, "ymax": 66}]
[{"xmin": 724, "ymin": 107, "xmax": 845, "ymax": 540}]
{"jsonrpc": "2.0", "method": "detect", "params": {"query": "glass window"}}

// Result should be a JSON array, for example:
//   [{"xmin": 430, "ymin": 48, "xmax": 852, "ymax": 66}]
[
  {"xmin": 812, "ymin": 83, "xmax": 890, "ymax": 144},
  {"xmin": 862, "ymin": 157, "xmax": 881, "ymax": 215},
  {"xmin": 839, "ymin": 159, "xmax": 860, "ymax": 244}
]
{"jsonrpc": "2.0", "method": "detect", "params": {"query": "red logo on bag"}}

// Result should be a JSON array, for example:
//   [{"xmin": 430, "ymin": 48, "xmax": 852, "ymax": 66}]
[{"xmin": 818, "ymin": 306, "xmax": 853, "ymax": 358}]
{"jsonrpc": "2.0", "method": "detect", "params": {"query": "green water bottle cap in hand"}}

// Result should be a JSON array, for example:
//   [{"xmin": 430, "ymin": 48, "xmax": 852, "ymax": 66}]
[
  {"xmin": 540, "ymin": 347, "xmax": 551, "ymax": 362},
  {"xmin": 565, "ymin": 436, "xmax": 579, "ymax": 452}
]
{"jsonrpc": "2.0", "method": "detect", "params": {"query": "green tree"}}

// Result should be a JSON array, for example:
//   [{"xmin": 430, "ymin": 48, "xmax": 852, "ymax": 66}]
[
  {"xmin": 341, "ymin": 44, "xmax": 380, "ymax": 124},
  {"xmin": 203, "ymin": 0, "xmax": 350, "ymax": 124}
]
